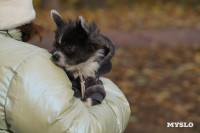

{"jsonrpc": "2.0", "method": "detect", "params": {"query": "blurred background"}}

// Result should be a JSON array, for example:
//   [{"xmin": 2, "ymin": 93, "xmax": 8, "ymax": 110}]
[{"xmin": 30, "ymin": 0, "xmax": 200, "ymax": 133}]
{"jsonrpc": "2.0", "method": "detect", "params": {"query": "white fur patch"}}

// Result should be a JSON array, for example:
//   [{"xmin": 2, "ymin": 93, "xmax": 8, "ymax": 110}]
[
  {"xmin": 58, "ymin": 32, "xmax": 64, "ymax": 44},
  {"xmin": 53, "ymin": 51, "xmax": 66, "ymax": 66},
  {"xmin": 64, "ymin": 49, "xmax": 105, "ymax": 79}
]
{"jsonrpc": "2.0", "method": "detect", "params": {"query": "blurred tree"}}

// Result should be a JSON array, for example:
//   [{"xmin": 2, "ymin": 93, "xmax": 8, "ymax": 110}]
[
  {"xmin": 78, "ymin": 0, "xmax": 106, "ymax": 8},
  {"xmin": 33, "ymin": 0, "xmax": 40, "ymax": 7},
  {"xmin": 40, "ymin": 0, "xmax": 60, "ymax": 9},
  {"xmin": 60, "ymin": 0, "xmax": 77, "ymax": 8},
  {"xmin": 33, "ymin": 0, "xmax": 200, "ymax": 9}
]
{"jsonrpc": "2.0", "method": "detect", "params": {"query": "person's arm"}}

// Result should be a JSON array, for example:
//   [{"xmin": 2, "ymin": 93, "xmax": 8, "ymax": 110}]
[{"xmin": 5, "ymin": 51, "xmax": 130, "ymax": 133}]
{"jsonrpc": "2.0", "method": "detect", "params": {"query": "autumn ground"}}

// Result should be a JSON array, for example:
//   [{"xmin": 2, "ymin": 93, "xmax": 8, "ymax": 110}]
[
  {"xmin": 107, "ymin": 45, "xmax": 200, "ymax": 133},
  {"xmin": 31, "ymin": 4, "xmax": 200, "ymax": 133}
]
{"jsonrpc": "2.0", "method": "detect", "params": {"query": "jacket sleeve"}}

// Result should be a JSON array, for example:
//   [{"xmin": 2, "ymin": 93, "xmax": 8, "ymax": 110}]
[{"xmin": 5, "ymin": 51, "xmax": 130, "ymax": 133}]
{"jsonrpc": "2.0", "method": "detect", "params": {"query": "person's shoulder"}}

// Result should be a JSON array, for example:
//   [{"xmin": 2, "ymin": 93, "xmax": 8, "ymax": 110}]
[
  {"xmin": 0, "ymin": 34, "xmax": 45, "ymax": 51},
  {"xmin": 0, "ymin": 34, "xmax": 51, "ymax": 69}
]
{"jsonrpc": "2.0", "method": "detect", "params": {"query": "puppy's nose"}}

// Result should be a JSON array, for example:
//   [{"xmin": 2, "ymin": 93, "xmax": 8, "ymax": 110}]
[{"xmin": 52, "ymin": 54, "xmax": 60, "ymax": 62}]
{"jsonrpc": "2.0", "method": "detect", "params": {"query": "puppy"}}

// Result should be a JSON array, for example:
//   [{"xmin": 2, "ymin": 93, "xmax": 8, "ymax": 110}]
[{"xmin": 51, "ymin": 10, "xmax": 115, "ymax": 106}]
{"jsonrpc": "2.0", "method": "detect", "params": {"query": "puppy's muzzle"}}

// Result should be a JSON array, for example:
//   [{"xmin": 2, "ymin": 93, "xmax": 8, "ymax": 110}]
[{"xmin": 52, "ymin": 54, "xmax": 60, "ymax": 62}]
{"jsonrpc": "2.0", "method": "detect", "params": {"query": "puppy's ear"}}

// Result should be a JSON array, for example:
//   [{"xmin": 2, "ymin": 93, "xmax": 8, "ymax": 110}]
[
  {"xmin": 76, "ymin": 16, "xmax": 89, "ymax": 38},
  {"xmin": 51, "ymin": 10, "xmax": 66, "ymax": 27}
]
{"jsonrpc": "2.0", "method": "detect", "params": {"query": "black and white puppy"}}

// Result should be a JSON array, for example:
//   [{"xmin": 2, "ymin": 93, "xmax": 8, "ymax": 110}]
[{"xmin": 51, "ymin": 10, "xmax": 115, "ymax": 106}]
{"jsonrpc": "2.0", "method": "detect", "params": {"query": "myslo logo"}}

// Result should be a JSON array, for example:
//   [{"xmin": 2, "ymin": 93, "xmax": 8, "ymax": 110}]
[{"xmin": 167, "ymin": 122, "xmax": 194, "ymax": 127}]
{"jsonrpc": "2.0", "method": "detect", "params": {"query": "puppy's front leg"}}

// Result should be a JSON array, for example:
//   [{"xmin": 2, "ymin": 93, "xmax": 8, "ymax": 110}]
[
  {"xmin": 84, "ymin": 98, "xmax": 93, "ymax": 106},
  {"xmin": 84, "ymin": 84, "xmax": 106, "ymax": 106}
]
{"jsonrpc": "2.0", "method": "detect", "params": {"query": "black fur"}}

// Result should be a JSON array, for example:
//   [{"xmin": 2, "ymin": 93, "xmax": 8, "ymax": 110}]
[
  {"xmin": 52, "ymin": 14, "xmax": 105, "ymax": 66},
  {"xmin": 51, "ymin": 10, "xmax": 114, "ymax": 106}
]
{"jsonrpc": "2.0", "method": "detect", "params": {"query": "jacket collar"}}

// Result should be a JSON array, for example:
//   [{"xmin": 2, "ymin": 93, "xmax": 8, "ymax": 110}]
[{"xmin": 0, "ymin": 29, "xmax": 22, "ymax": 41}]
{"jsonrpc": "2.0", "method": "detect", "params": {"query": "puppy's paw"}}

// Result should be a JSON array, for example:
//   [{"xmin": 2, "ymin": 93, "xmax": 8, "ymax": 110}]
[
  {"xmin": 84, "ymin": 98, "xmax": 100, "ymax": 106},
  {"xmin": 84, "ymin": 98, "xmax": 93, "ymax": 106}
]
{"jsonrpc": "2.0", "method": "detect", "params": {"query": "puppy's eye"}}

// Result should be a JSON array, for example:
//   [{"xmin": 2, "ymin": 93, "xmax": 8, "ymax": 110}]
[
  {"xmin": 63, "ymin": 42, "xmax": 67, "ymax": 45},
  {"xmin": 53, "ymin": 42, "xmax": 59, "ymax": 48},
  {"xmin": 65, "ymin": 45, "xmax": 75, "ymax": 52}
]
